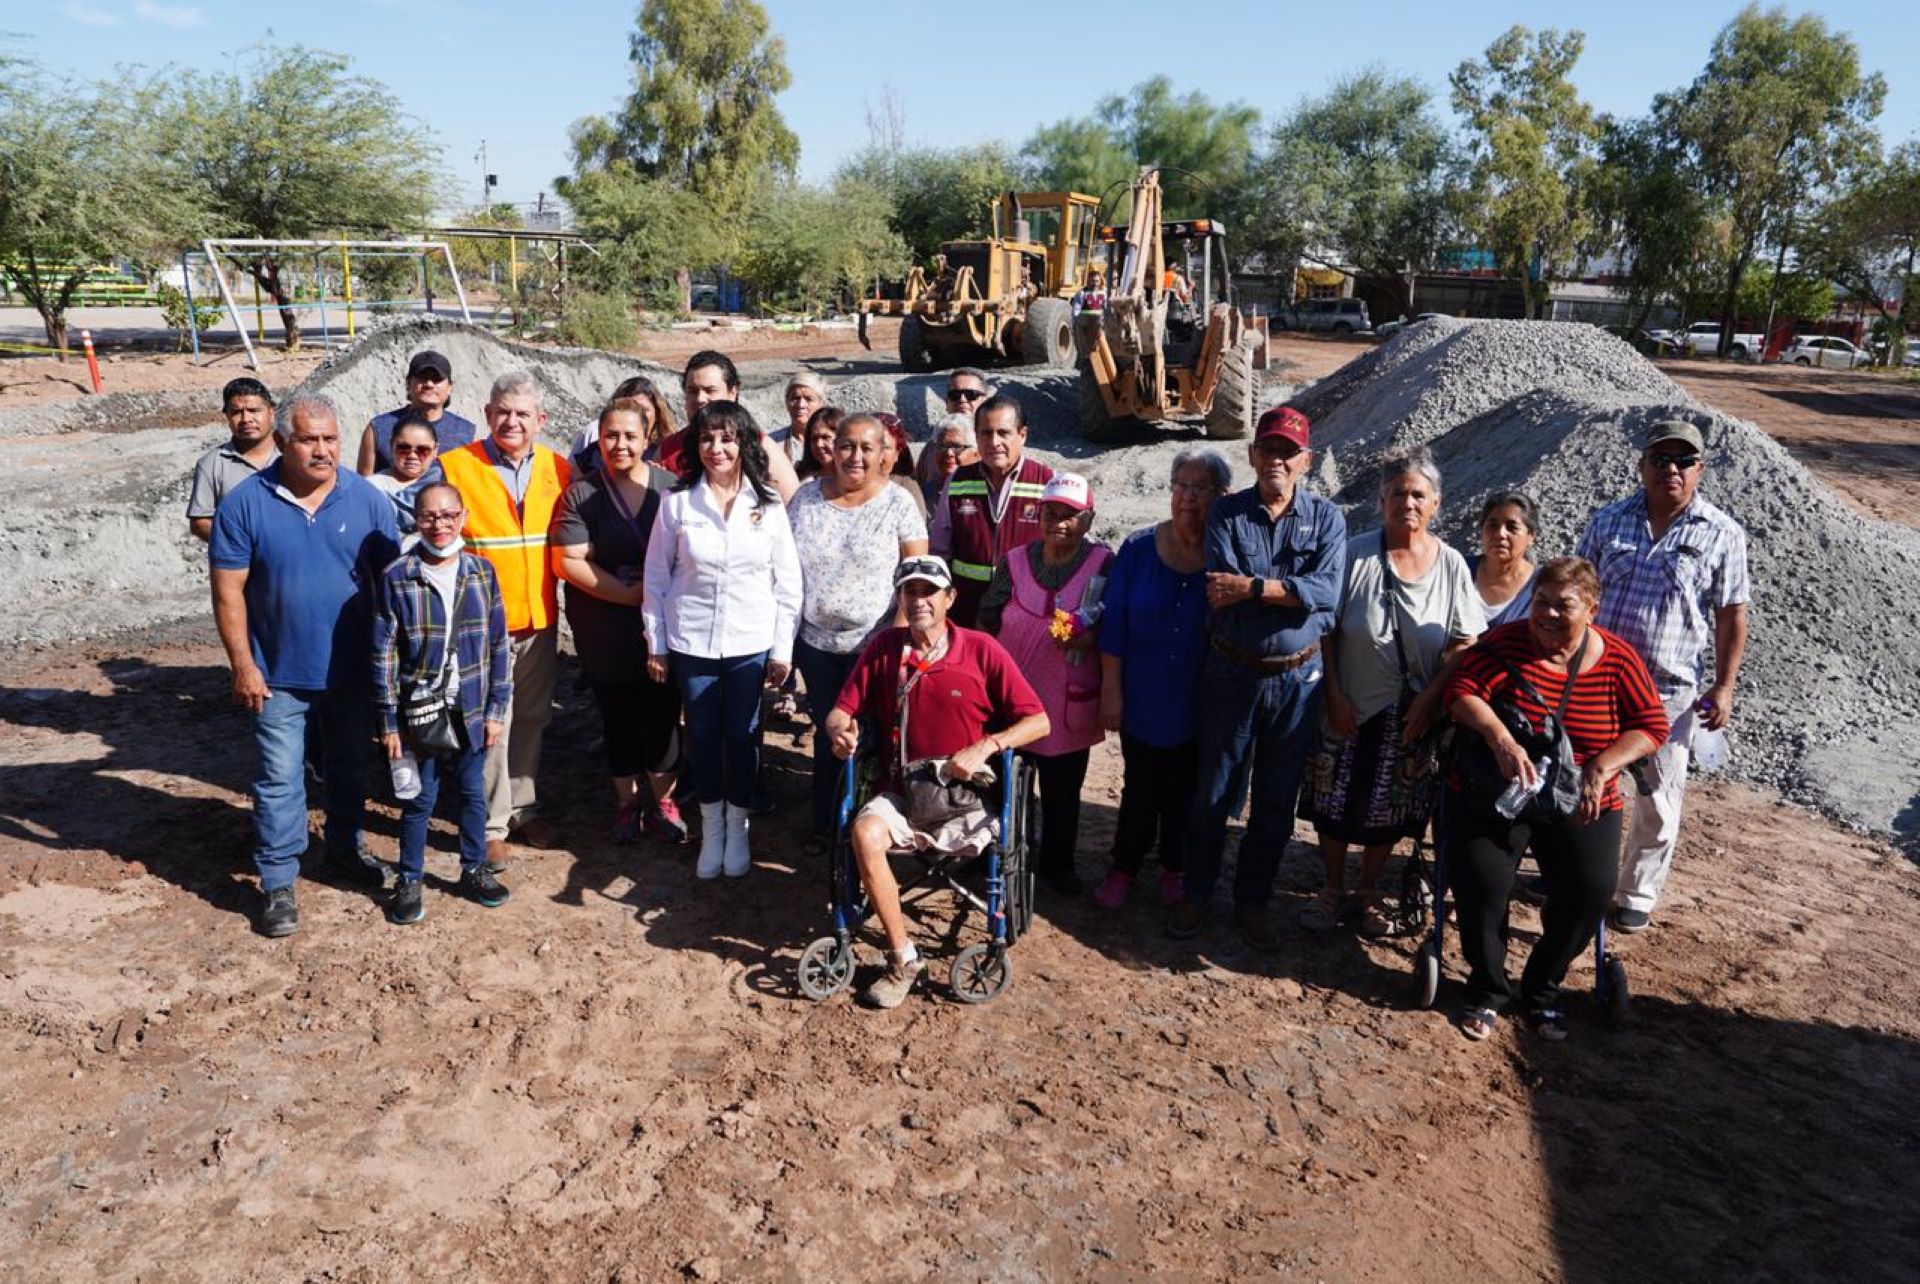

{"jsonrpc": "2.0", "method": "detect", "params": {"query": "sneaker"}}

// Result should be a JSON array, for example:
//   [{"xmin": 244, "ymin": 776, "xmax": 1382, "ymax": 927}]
[
  {"xmin": 1526, "ymin": 1008, "xmax": 1570, "ymax": 1042},
  {"xmin": 258, "ymin": 886, "xmax": 299, "ymax": 938},
  {"xmin": 511, "ymin": 817, "xmax": 560, "ymax": 850},
  {"xmin": 386, "ymin": 878, "xmax": 425, "ymax": 925},
  {"xmin": 858, "ymin": 955, "xmax": 926, "ymax": 1009},
  {"xmin": 325, "ymin": 846, "xmax": 388, "ymax": 889},
  {"xmin": 1234, "ymin": 906, "xmax": 1279, "ymax": 952},
  {"xmin": 1092, "ymin": 871, "xmax": 1133, "ymax": 910},
  {"xmin": 458, "ymin": 865, "xmax": 510, "ymax": 908},
  {"xmin": 1164, "ymin": 897, "xmax": 1208, "ymax": 940},
  {"xmin": 646, "ymin": 796, "xmax": 690, "ymax": 845},
  {"xmin": 1157, "ymin": 871, "xmax": 1185, "ymax": 907},
  {"xmin": 483, "ymin": 838, "xmax": 510, "ymax": 876},
  {"xmin": 1613, "ymin": 907, "xmax": 1652, "ymax": 934},
  {"xmin": 611, "ymin": 799, "xmax": 643, "ymax": 845}
]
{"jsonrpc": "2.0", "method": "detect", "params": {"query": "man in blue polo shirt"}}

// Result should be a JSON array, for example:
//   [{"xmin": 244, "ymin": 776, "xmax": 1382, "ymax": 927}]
[
  {"xmin": 1165, "ymin": 405, "xmax": 1347, "ymax": 950},
  {"xmin": 211, "ymin": 392, "xmax": 400, "ymax": 938}
]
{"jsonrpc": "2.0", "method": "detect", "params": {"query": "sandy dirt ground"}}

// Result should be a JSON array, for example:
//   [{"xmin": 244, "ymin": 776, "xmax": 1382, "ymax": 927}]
[{"xmin": 2, "ymin": 329, "xmax": 1917, "ymax": 1281}]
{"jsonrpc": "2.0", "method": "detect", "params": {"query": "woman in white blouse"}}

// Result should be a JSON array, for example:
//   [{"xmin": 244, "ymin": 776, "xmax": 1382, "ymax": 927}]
[{"xmin": 643, "ymin": 402, "xmax": 803, "ymax": 878}]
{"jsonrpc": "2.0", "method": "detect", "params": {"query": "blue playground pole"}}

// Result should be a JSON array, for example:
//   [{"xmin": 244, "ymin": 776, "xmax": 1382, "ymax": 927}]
[{"xmin": 181, "ymin": 250, "xmax": 202, "ymax": 364}]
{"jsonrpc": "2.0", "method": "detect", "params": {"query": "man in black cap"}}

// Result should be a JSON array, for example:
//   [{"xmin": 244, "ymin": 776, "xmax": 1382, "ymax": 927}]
[{"xmin": 355, "ymin": 348, "xmax": 480, "ymax": 476}]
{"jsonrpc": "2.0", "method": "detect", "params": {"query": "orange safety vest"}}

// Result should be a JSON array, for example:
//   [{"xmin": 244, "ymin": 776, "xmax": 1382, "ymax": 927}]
[{"xmin": 438, "ymin": 441, "xmax": 571, "ymax": 632}]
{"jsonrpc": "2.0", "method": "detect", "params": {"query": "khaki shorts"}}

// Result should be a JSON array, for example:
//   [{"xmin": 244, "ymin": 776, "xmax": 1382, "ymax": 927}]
[{"xmin": 857, "ymin": 791, "xmax": 996, "ymax": 856}]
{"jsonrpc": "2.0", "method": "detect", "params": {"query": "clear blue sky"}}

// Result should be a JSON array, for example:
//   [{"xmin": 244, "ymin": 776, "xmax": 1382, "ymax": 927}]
[{"xmin": 14, "ymin": 0, "xmax": 1917, "ymax": 215}]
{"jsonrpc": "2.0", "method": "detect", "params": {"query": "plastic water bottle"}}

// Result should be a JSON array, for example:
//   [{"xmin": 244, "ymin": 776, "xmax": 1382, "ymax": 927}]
[
  {"xmin": 390, "ymin": 751, "xmax": 421, "ymax": 800},
  {"xmin": 1690, "ymin": 698, "xmax": 1729, "ymax": 773},
  {"xmin": 1494, "ymin": 756, "xmax": 1553, "ymax": 819}
]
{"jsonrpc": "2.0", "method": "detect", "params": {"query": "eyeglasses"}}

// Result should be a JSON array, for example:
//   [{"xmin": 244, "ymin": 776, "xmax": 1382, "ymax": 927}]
[
  {"xmin": 934, "ymin": 441, "xmax": 970, "ymax": 455},
  {"xmin": 1171, "ymin": 480, "xmax": 1221, "ymax": 496},
  {"xmin": 393, "ymin": 443, "xmax": 436, "ymax": 456},
  {"xmin": 416, "ymin": 510, "xmax": 463, "ymax": 526},
  {"xmin": 946, "ymin": 388, "xmax": 987, "ymax": 403},
  {"xmin": 1643, "ymin": 453, "xmax": 1701, "ymax": 472}
]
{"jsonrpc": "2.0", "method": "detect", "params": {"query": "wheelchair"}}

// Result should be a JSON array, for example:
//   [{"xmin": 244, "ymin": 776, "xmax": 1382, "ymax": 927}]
[{"xmin": 796, "ymin": 746, "xmax": 1038, "ymax": 1005}]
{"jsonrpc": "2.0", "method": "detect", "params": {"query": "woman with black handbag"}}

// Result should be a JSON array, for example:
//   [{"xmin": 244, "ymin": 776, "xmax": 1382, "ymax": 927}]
[
  {"xmin": 1302, "ymin": 449, "xmax": 1485, "ymax": 936},
  {"xmin": 372, "ymin": 480, "xmax": 513, "ymax": 924},
  {"xmin": 1443, "ymin": 556, "xmax": 1668, "ymax": 1042}
]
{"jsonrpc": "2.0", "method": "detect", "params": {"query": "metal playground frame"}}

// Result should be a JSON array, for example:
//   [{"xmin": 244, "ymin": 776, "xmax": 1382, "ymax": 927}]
[{"xmin": 189, "ymin": 238, "xmax": 472, "ymax": 369}]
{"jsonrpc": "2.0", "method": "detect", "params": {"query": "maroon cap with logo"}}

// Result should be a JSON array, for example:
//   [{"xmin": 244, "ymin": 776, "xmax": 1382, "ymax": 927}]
[{"xmin": 1255, "ymin": 406, "xmax": 1311, "ymax": 449}]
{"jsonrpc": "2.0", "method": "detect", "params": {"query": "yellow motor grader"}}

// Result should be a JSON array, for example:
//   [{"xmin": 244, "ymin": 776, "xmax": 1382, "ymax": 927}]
[
  {"xmin": 1075, "ymin": 168, "xmax": 1259, "ymax": 440},
  {"xmin": 858, "ymin": 190, "xmax": 1101, "ymax": 371}
]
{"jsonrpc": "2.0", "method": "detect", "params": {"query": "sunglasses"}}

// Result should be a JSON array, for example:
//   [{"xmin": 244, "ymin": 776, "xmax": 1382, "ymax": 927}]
[
  {"xmin": 393, "ymin": 443, "xmax": 436, "ymax": 456},
  {"xmin": 934, "ymin": 441, "xmax": 970, "ymax": 455},
  {"xmin": 1643, "ymin": 452, "xmax": 1701, "ymax": 472},
  {"xmin": 946, "ymin": 388, "xmax": 987, "ymax": 402}
]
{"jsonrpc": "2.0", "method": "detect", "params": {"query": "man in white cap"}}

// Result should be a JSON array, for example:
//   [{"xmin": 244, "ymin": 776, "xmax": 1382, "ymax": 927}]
[
  {"xmin": 1577, "ymin": 418, "xmax": 1749, "ymax": 933},
  {"xmin": 825, "ymin": 556, "xmax": 1050, "ymax": 1008}
]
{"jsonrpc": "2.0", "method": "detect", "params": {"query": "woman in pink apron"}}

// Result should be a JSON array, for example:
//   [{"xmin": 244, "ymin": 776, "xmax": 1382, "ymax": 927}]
[{"xmin": 976, "ymin": 473, "xmax": 1112, "ymax": 894}]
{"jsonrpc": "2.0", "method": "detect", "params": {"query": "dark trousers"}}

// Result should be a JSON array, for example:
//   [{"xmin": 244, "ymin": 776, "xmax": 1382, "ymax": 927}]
[
  {"xmin": 398, "ymin": 740, "xmax": 488, "ymax": 881},
  {"xmin": 673, "ymin": 651, "xmax": 767, "ymax": 807},
  {"xmin": 588, "ymin": 676, "xmax": 681, "ymax": 778},
  {"xmin": 1184, "ymin": 661, "xmax": 1322, "ymax": 911},
  {"xmin": 1111, "ymin": 732, "xmax": 1197, "ymax": 875},
  {"xmin": 1027, "ymin": 748, "xmax": 1091, "ymax": 881},
  {"xmin": 1447, "ymin": 794, "xmax": 1623, "ymax": 1014},
  {"xmin": 792, "ymin": 638, "xmax": 860, "ymax": 836}
]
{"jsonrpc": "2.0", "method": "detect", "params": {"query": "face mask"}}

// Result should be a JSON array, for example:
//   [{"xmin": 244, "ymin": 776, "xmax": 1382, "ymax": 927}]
[{"xmin": 420, "ymin": 534, "xmax": 464, "ymax": 560}]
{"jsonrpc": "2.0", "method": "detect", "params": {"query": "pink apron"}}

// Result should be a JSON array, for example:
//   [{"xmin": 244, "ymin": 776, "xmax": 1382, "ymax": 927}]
[{"xmin": 999, "ymin": 544, "xmax": 1113, "ymax": 757}]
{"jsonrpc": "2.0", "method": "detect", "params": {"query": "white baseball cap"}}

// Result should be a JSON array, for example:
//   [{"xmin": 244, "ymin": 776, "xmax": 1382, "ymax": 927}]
[{"xmin": 1040, "ymin": 472, "xmax": 1094, "ymax": 512}]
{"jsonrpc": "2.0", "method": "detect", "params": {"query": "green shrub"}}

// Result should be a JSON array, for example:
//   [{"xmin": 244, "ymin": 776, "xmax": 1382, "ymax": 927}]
[
  {"xmin": 553, "ymin": 291, "xmax": 638, "ymax": 350},
  {"xmin": 155, "ymin": 282, "xmax": 222, "ymax": 351}
]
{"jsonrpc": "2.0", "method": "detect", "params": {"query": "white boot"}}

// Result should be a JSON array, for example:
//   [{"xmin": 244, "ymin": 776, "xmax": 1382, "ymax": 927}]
[
  {"xmin": 695, "ymin": 802, "xmax": 726, "ymax": 879},
  {"xmin": 722, "ymin": 802, "xmax": 752, "ymax": 877}
]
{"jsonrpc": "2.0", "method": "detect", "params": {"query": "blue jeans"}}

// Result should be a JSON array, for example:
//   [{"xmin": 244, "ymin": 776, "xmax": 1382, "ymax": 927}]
[
  {"xmin": 1183, "ymin": 658, "xmax": 1323, "ymax": 911},
  {"xmin": 673, "ymin": 651, "xmax": 767, "ymax": 807},
  {"xmin": 251, "ymin": 685, "xmax": 371, "ymax": 891},
  {"xmin": 399, "ymin": 741, "xmax": 489, "ymax": 881},
  {"xmin": 793, "ymin": 637, "xmax": 860, "ymax": 836}
]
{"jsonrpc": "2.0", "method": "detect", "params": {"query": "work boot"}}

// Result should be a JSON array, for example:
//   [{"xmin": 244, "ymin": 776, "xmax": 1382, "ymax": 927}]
[
  {"xmin": 858, "ymin": 954, "xmax": 926, "ymax": 1010},
  {"xmin": 722, "ymin": 802, "xmax": 752, "ymax": 877},
  {"xmin": 1234, "ymin": 905, "xmax": 1279, "ymax": 953},
  {"xmin": 512, "ymin": 816, "xmax": 560, "ymax": 850},
  {"xmin": 483, "ymin": 839, "xmax": 510, "ymax": 875},
  {"xmin": 695, "ymin": 803, "xmax": 726, "ymax": 879},
  {"xmin": 386, "ymin": 878, "xmax": 425, "ymax": 925},
  {"xmin": 325, "ymin": 845, "xmax": 388, "ymax": 889},
  {"xmin": 458, "ymin": 865, "xmax": 510, "ymax": 908},
  {"xmin": 259, "ymin": 886, "xmax": 299, "ymax": 938}
]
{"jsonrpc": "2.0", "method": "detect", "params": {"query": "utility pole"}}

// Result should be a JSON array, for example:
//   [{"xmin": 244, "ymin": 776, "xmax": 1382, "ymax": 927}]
[{"xmin": 475, "ymin": 140, "xmax": 488, "ymax": 211}]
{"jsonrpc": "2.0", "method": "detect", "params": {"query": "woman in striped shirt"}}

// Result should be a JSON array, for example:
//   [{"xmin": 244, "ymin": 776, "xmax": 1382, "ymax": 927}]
[{"xmin": 1443, "ymin": 556, "xmax": 1668, "ymax": 1043}]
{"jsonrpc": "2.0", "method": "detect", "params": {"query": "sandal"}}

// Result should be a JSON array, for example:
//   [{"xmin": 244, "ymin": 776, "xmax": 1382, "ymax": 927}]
[
  {"xmin": 1525, "ymin": 1009, "xmax": 1570, "ymax": 1042},
  {"xmin": 1459, "ymin": 1007, "xmax": 1499, "ymax": 1042},
  {"xmin": 1356, "ymin": 896, "xmax": 1397, "ymax": 940}
]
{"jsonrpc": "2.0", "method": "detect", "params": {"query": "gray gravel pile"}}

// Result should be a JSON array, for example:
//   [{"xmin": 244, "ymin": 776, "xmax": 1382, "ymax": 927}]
[{"xmin": 1305, "ymin": 318, "xmax": 1920, "ymax": 839}]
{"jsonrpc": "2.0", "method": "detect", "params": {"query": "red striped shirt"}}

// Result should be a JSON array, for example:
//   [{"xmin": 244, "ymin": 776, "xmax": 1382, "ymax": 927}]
[{"xmin": 1446, "ymin": 622, "xmax": 1670, "ymax": 810}]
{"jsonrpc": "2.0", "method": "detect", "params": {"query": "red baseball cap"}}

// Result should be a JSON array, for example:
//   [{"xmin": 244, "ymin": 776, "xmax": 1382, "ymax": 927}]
[{"xmin": 1255, "ymin": 406, "xmax": 1311, "ymax": 449}]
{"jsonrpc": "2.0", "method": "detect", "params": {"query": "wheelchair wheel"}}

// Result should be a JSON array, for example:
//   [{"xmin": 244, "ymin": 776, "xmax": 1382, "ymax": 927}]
[
  {"xmin": 1598, "ymin": 953, "xmax": 1631, "ymax": 1028},
  {"xmin": 1003, "ymin": 761, "xmax": 1037, "ymax": 942},
  {"xmin": 949, "ymin": 943, "xmax": 1011, "ymax": 1004},
  {"xmin": 1412, "ymin": 939, "xmax": 1442, "ymax": 1010},
  {"xmin": 797, "ymin": 936, "xmax": 855, "ymax": 1001}
]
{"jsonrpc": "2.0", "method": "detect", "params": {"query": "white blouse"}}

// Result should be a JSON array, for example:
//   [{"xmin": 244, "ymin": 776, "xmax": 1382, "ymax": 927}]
[{"xmin": 643, "ymin": 477, "xmax": 803, "ymax": 663}]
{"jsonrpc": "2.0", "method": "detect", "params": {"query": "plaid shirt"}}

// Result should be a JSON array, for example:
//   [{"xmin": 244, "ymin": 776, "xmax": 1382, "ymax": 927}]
[
  {"xmin": 372, "ymin": 550, "xmax": 512, "ymax": 745},
  {"xmin": 1577, "ymin": 491, "xmax": 1750, "ymax": 699}
]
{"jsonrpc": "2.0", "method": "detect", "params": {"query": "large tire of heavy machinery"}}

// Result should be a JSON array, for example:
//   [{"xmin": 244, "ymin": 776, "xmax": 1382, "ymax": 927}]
[
  {"xmin": 1078, "ymin": 360, "xmax": 1128, "ymax": 443},
  {"xmin": 1021, "ymin": 297, "xmax": 1074, "ymax": 367},
  {"xmin": 898, "ymin": 315, "xmax": 936, "ymax": 373},
  {"xmin": 1205, "ymin": 333, "xmax": 1259, "ymax": 440}
]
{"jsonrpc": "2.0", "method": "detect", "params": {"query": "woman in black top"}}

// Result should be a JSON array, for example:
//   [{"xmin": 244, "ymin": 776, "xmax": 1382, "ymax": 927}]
[{"xmin": 551, "ymin": 397, "xmax": 687, "ymax": 844}]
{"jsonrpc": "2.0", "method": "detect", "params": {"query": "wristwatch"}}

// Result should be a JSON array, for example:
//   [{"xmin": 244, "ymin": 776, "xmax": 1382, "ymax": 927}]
[{"xmin": 1248, "ymin": 577, "xmax": 1266, "ymax": 603}]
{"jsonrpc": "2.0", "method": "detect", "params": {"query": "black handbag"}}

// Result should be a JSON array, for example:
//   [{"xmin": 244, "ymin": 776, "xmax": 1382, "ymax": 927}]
[
  {"xmin": 1454, "ymin": 631, "xmax": 1587, "ymax": 822},
  {"xmin": 401, "ymin": 610, "xmax": 462, "ymax": 757}
]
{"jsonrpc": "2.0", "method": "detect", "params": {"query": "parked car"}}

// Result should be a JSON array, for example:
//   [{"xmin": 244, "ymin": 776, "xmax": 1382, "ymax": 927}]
[
  {"xmin": 1604, "ymin": 324, "xmax": 1682, "ymax": 356},
  {"xmin": 1675, "ymin": 320, "xmax": 1764, "ymax": 361},
  {"xmin": 1279, "ymin": 297, "xmax": 1373, "ymax": 335},
  {"xmin": 1376, "ymin": 311, "xmax": 1445, "ymax": 338},
  {"xmin": 1783, "ymin": 336, "xmax": 1871, "ymax": 369}
]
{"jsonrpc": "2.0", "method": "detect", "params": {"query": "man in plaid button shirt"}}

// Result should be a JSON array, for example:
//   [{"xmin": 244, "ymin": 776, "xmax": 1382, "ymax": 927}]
[{"xmin": 1577, "ymin": 419, "xmax": 1750, "ymax": 933}]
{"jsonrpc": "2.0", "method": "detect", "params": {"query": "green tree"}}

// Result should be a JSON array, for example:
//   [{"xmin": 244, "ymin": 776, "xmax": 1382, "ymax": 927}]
[
  {"xmin": 1451, "ymin": 26, "xmax": 1599, "ymax": 318},
  {"xmin": 1249, "ymin": 68, "xmax": 1458, "ymax": 319},
  {"xmin": 563, "ymin": 166, "xmax": 724, "ymax": 314},
  {"xmin": 0, "ymin": 65, "xmax": 199, "ymax": 351},
  {"xmin": 156, "ymin": 45, "xmax": 441, "ymax": 350},
  {"xmin": 1667, "ymin": 4, "xmax": 1884, "ymax": 355},
  {"xmin": 1022, "ymin": 77, "xmax": 1261, "ymax": 220},
  {"xmin": 732, "ymin": 178, "xmax": 909, "ymax": 315},
  {"xmin": 836, "ymin": 142, "xmax": 1027, "ymax": 263},
  {"xmin": 1585, "ymin": 112, "xmax": 1715, "ymax": 329},
  {"xmin": 567, "ymin": 0, "xmax": 797, "ymax": 229},
  {"xmin": 1796, "ymin": 143, "xmax": 1920, "ymax": 362}
]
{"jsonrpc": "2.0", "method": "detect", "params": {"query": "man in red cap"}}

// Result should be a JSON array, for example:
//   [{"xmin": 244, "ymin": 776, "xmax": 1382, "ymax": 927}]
[{"xmin": 1165, "ymin": 404, "xmax": 1347, "ymax": 949}]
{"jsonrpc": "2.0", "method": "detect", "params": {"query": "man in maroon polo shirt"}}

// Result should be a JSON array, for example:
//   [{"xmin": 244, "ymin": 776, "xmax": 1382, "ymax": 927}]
[{"xmin": 825, "ymin": 556, "xmax": 1050, "ymax": 1009}]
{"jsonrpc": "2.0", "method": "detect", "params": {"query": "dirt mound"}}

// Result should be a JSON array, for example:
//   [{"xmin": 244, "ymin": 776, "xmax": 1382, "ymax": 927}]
[{"xmin": 1301, "ymin": 318, "xmax": 1920, "ymax": 840}]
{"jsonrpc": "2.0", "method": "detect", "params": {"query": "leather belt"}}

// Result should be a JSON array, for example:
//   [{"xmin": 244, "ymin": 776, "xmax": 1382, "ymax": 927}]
[{"xmin": 1209, "ymin": 636, "xmax": 1321, "ymax": 674}]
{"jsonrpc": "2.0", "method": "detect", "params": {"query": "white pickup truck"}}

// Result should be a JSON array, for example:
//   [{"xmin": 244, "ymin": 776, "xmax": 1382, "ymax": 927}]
[{"xmin": 1670, "ymin": 320, "xmax": 1765, "ymax": 361}]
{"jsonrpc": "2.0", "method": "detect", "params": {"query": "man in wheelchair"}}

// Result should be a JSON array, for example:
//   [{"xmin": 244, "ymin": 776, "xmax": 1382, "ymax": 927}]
[{"xmin": 823, "ymin": 556, "xmax": 1050, "ymax": 1008}]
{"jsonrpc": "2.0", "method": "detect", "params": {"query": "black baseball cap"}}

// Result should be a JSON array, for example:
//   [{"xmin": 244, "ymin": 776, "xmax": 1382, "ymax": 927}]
[{"xmin": 407, "ymin": 350, "xmax": 452, "ymax": 381}]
